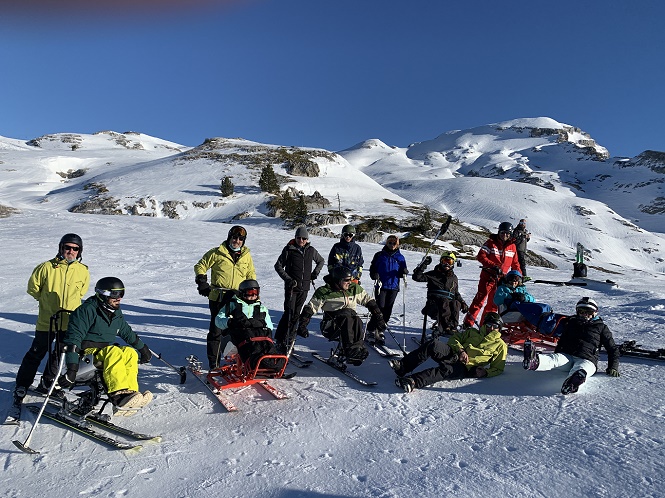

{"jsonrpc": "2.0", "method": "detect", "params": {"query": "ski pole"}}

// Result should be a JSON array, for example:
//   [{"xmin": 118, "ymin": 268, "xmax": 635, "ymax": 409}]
[
  {"xmin": 417, "ymin": 214, "xmax": 452, "ymax": 266},
  {"xmin": 384, "ymin": 327, "xmax": 408, "ymax": 355},
  {"xmin": 402, "ymin": 276, "xmax": 407, "ymax": 350},
  {"xmin": 150, "ymin": 350, "xmax": 187, "ymax": 384},
  {"xmin": 13, "ymin": 352, "xmax": 67, "ymax": 455}
]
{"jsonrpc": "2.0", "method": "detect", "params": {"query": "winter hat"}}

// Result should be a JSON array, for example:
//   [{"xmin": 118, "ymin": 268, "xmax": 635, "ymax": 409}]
[{"xmin": 295, "ymin": 227, "xmax": 309, "ymax": 239}]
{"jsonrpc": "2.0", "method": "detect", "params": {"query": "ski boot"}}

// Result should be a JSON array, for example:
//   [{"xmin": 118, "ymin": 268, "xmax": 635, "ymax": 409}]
[
  {"xmin": 345, "ymin": 346, "xmax": 369, "ymax": 366},
  {"xmin": 522, "ymin": 340, "xmax": 540, "ymax": 370},
  {"xmin": 395, "ymin": 376, "xmax": 416, "ymax": 393},
  {"xmin": 561, "ymin": 369, "xmax": 587, "ymax": 395},
  {"xmin": 13, "ymin": 386, "xmax": 27, "ymax": 407},
  {"xmin": 388, "ymin": 359, "xmax": 405, "ymax": 377},
  {"xmin": 373, "ymin": 329, "xmax": 386, "ymax": 345}
]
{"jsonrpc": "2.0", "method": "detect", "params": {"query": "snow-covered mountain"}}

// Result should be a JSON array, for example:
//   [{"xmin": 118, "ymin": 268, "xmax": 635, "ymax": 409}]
[{"xmin": 1, "ymin": 118, "xmax": 664, "ymax": 276}]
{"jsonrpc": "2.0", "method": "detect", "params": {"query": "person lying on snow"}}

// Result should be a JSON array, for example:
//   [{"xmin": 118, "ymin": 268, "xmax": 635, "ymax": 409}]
[
  {"xmin": 523, "ymin": 297, "xmax": 620, "ymax": 395},
  {"xmin": 60, "ymin": 277, "xmax": 153, "ymax": 417},
  {"xmin": 390, "ymin": 312, "xmax": 507, "ymax": 393},
  {"xmin": 297, "ymin": 266, "xmax": 387, "ymax": 366},
  {"xmin": 214, "ymin": 279, "xmax": 285, "ymax": 373}
]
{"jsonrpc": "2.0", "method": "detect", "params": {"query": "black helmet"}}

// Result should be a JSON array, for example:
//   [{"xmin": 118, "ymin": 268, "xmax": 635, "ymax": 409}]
[
  {"xmin": 227, "ymin": 225, "xmax": 247, "ymax": 242},
  {"xmin": 330, "ymin": 266, "xmax": 353, "ymax": 284},
  {"xmin": 498, "ymin": 222, "xmax": 513, "ymax": 234},
  {"xmin": 483, "ymin": 312, "xmax": 503, "ymax": 328},
  {"xmin": 95, "ymin": 277, "xmax": 125, "ymax": 311},
  {"xmin": 238, "ymin": 279, "xmax": 260, "ymax": 300},
  {"xmin": 58, "ymin": 233, "xmax": 83, "ymax": 260}
]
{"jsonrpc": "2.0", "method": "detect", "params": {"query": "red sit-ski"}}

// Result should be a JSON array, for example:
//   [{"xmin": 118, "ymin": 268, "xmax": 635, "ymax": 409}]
[{"xmin": 499, "ymin": 306, "xmax": 568, "ymax": 352}]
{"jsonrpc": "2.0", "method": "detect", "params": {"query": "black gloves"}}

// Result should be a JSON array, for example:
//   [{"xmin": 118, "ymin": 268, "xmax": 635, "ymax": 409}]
[
  {"xmin": 460, "ymin": 301, "xmax": 469, "ymax": 313},
  {"xmin": 195, "ymin": 274, "xmax": 211, "ymax": 297},
  {"xmin": 512, "ymin": 293, "xmax": 526, "ymax": 302},
  {"xmin": 58, "ymin": 363, "xmax": 79, "ymax": 389},
  {"xmin": 139, "ymin": 344, "xmax": 152, "ymax": 364},
  {"xmin": 369, "ymin": 272, "xmax": 379, "ymax": 281},
  {"xmin": 286, "ymin": 279, "xmax": 298, "ymax": 289},
  {"xmin": 422, "ymin": 256, "xmax": 432, "ymax": 267},
  {"xmin": 367, "ymin": 300, "xmax": 387, "ymax": 331},
  {"xmin": 310, "ymin": 272, "xmax": 319, "ymax": 281}
]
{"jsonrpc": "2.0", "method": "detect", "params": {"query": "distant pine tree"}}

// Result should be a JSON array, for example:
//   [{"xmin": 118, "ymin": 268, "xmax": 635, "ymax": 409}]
[
  {"xmin": 220, "ymin": 176, "xmax": 235, "ymax": 197},
  {"xmin": 259, "ymin": 165, "xmax": 279, "ymax": 193},
  {"xmin": 419, "ymin": 207, "xmax": 433, "ymax": 233},
  {"xmin": 293, "ymin": 195, "xmax": 308, "ymax": 226}
]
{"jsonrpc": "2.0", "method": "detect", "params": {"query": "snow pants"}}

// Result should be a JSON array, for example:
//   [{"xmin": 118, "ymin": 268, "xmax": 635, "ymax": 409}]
[
  {"xmin": 465, "ymin": 273, "xmax": 498, "ymax": 326},
  {"xmin": 422, "ymin": 297, "xmax": 461, "ymax": 334},
  {"xmin": 15, "ymin": 329, "xmax": 64, "ymax": 389},
  {"xmin": 321, "ymin": 308, "xmax": 366, "ymax": 354},
  {"xmin": 535, "ymin": 353, "xmax": 597, "ymax": 378},
  {"xmin": 402, "ymin": 338, "xmax": 469, "ymax": 389},
  {"xmin": 91, "ymin": 345, "xmax": 139, "ymax": 394},
  {"xmin": 207, "ymin": 296, "xmax": 233, "ymax": 370},
  {"xmin": 517, "ymin": 251, "xmax": 527, "ymax": 277},
  {"xmin": 274, "ymin": 286, "xmax": 308, "ymax": 348},
  {"xmin": 367, "ymin": 288, "xmax": 398, "ymax": 332}
]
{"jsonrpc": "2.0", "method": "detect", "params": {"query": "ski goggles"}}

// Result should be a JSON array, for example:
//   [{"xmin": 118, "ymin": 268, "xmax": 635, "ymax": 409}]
[
  {"xmin": 485, "ymin": 322, "xmax": 501, "ymax": 331},
  {"xmin": 243, "ymin": 289, "xmax": 259, "ymax": 297},
  {"xmin": 441, "ymin": 257, "xmax": 455, "ymax": 264},
  {"xmin": 97, "ymin": 288, "xmax": 125, "ymax": 299},
  {"xmin": 343, "ymin": 232, "xmax": 355, "ymax": 238}
]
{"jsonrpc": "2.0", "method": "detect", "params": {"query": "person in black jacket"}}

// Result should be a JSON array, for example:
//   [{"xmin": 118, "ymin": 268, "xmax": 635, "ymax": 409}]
[
  {"xmin": 523, "ymin": 297, "xmax": 620, "ymax": 394},
  {"xmin": 413, "ymin": 252, "xmax": 468, "ymax": 337},
  {"xmin": 273, "ymin": 227, "xmax": 325, "ymax": 353},
  {"xmin": 327, "ymin": 224, "xmax": 364, "ymax": 282}
]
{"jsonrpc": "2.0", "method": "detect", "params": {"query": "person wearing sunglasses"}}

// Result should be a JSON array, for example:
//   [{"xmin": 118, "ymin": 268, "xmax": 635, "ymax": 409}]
[
  {"xmin": 367, "ymin": 235, "xmax": 409, "ymax": 343},
  {"xmin": 493, "ymin": 269, "xmax": 535, "ymax": 315},
  {"xmin": 194, "ymin": 225, "xmax": 257, "ymax": 370},
  {"xmin": 214, "ymin": 279, "xmax": 285, "ymax": 373},
  {"xmin": 523, "ymin": 297, "xmax": 620, "ymax": 395},
  {"xmin": 391, "ymin": 312, "xmax": 507, "ymax": 393},
  {"xmin": 12, "ymin": 233, "xmax": 90, "ymax": 412},
  {"xmin": 273, "ymin": 226, "xmax": 325, "ymax": 354},
  {"xmin": 412, "ymin": 251, "xmax": 468, "ymax": 338},
  {"xmin": 57, "ymin": 277, "xmax": 153, "ymax": 416},
  {"xmin": 327, "ymin": 224, "xmax": 364, "ymax": 284},
  {"xmin": 463, "ymin": 222, "xmax": 522, "ymax": 328}
]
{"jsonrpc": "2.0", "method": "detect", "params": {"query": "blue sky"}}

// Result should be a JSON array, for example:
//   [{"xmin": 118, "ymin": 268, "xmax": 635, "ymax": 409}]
[{"xmin": 1, "ymin": 0, "xmax": 663, "ymax": 157}]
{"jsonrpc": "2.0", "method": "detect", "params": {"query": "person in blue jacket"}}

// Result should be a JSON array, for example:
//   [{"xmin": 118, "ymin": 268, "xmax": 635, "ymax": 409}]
[
  {"xmin": 493, "ymin": 269, "xmax": 535, "ymax": 315},
  {"xmin": 367, "ymin": 235, "xmax": 408, "ymax": 342}
]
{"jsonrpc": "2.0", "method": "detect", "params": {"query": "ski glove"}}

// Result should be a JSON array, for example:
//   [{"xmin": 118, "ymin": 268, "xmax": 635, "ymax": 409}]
[
  {"xmin": 367, "ymin": 300, "xmax": 387, "ymax": 331},
  {"xmin": 139, "ymin": 344, "xmax": 152, "ymax": 364},
  {"xmin": 606, "ymin": 368, "xmax": 620, "ymax": 377},
  {"xmin": 58, "ymin": 363, "xmax": 80, "ymax": 389},
  {"xmin": 512, "ymin": 292, "xmax": 526, "ymax": 302},
  {"xmin": 288, "ymin": 279, "xmax": 298, "ymax": 289},
  {"xmin": 310, "ymin": 272, "xmax": 319, "ymax": 281},
  {"xmin": 195, "ymin": 274, "xmax": 211, "ymax": 297},
  {"xmin": 459, "ymin": 301, "xmax": 469, "ymax": 313},
  {"xmin": 422, "ymin": 256, "xmax": 432, "ymax": 267}
]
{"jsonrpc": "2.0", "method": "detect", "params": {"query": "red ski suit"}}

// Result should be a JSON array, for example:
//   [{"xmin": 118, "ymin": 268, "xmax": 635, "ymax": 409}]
[{"xmin": 464, "ymin": 235, "xmax": 521, "ymax": 326}]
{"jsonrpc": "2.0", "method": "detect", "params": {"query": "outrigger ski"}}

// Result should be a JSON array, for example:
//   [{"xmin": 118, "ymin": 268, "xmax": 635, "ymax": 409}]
[
  {"xmin": 186, "ymin": 361, "xmax": 238, "ymax": 412},
  {"xmin": 311, "ymin": 352, "xmax": 377, "ymax": 387},
  {"xmin": 23, "ymin": 405, "xmax": 142, "ymax": 452},
  {"xmin": 288, "ymin": 352, "xmax": 313, "ymax": 367}
]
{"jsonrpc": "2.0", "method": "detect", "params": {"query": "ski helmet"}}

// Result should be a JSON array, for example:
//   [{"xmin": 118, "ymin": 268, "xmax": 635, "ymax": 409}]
[
  {"xmin": 506, "ymin": 270, "xmax": 523, "ymax": 282},
  {"xmin": 330, "ymin": 266, "xmax": 353, "ymax": 285},
  {"xmin": 440, "ymin": 251, "xmax": 456, "ymax": 269},
  {"xmin": 227, "ymin": 225, "xmax": 247, "ymax": 242},
  {"xmin": 576, "ymin": 297, "xmax": 598, "ymax": 319},
  {"xmin": 58, "ymin": 233, "xmax": 83, "ymax": 260},
  {"xmin": 341, "ymin": 225, "xmax": 356, "ymax": 236},
  {"xmin": 498, "ymin": 222, "xmax": 513, "ymax": 234},
  {"xmin": 238, "ymin": 279, "xmax": 260, "ymax": 301},
  {"xmin": 95, "ymin": 277, "xmax": 125, "ymax": 311},
  {"xmin": 482, "ymin": 312, "xmax": 503, "ymax": 329}
]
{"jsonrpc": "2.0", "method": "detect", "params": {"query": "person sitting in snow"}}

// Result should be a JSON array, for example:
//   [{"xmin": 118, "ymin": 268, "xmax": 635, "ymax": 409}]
[
  {"xmin": 297, "ymin": 266, "xmax": 386, "ymax": 365},
  {"xmin": 390, "ymin": 312, "xmax": 507, "ymax": 393},
  {"xmin": 59, "ymin": 277, "xmax": 153, "ymax": 417},
  {"xmin": 523, "ymin": 297, "xmax": 620, "ymax": 395},
  {"xmin": 493, "ymin": 269, "xmax": 535, "ymax": 316},
  {"xmin": 412, "ymin": 251, "xmax": 468, "ymax": 337},
  {"xmin": 214, "ymin": 279, "xmax": 285, "ymax": 373}
]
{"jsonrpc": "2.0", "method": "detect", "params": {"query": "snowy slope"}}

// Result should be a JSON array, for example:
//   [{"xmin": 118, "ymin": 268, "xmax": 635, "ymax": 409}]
[{"xmin": 1, "ymin": 210, "xmax": 664, "ymax": 498}]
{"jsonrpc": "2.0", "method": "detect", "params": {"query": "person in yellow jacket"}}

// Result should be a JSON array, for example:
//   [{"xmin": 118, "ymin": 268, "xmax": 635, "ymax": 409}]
[
  {"xmin": 13, "ymin": 234, "xmax": 90, "ymax": 407},
  {"xmin": 390, "ymin": 312, "xmax": 507, "ymax": 392},
  {"xmin": 194, "ymin": 225, "xmax": 256, "ymax": 369}
]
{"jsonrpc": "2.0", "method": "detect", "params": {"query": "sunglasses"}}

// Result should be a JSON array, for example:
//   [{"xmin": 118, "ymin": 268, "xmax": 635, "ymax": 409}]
[
  {"xmin": 342, "ymin": 278, "xmax": 352, "ymax": 283},
  {"xmin": 296, "ymin": 236, "xmax": 308, "ymax": 241},
  {"xmin": 343, "ymin": 232, "xmax": 354, "ymax": 238},
  {"xmin": 387, "ymin": 240, "xmax": 398, "ymax": 245},
  {"xmin": 441, "ymin": 257, "xmax": 454, "ymax": 264},
  {"xmin": 485, "ymin": 323, "xmax": 501, "ymax": 330},
  {"xmin": 231, "ymin": 235, "xmax": 246, "ymax": 241},
  {"xmin": 63, "ymin": 245, "xmax": 80, "ymax": 252}
]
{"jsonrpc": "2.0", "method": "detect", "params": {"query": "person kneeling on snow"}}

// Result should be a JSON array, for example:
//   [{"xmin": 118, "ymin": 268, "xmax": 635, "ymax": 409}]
[
  {"xmin": 59, "ymin": 277, "xmax": 153, "ymax": 416},
  {"xmin": 390, "ymin": 312, "xmax": 507, "ymax": 393},
  {"xmin": 297, "ymin": 266, "xmax": 386, "ymax": 366},
  {"xmin": 214, "ymin": 279, "xmax": 285, "ymax": 373},
  {"xmin": 523, "ymin": 297, "xmax": 620, "ymax": 395}
]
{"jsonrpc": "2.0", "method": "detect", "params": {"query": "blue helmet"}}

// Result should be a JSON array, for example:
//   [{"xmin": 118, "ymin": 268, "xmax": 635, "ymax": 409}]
[{"xmin": 506, "ymin": 270, "xmax": 522, "ymax": 281}]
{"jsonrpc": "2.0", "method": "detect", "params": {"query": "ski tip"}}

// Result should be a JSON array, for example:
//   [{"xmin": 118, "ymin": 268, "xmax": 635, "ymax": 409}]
[
  {"xmin": 124, "ymin": 444, "xmax": 144, "ymax": 454},
  {"xmin": 12, "ymin": 440, "xmax": 39, "ymax": 455},
  {"xmin": 149, "ymin": 436, "xmax": 163, "ymax": 443}
]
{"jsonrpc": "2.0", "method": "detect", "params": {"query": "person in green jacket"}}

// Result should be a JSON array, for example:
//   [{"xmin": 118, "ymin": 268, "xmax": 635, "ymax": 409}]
[
  {"xmin": 59, "ymin": 277, "xmax": 153, "ymax": 417},
  {"xmin": 194, "ymin": 225, "xmax": 257, "ymax": 369},
  {"xmin": 13, "ymin": 234, "xmax": 90, "ymax": 408},
  {"xmin": 390, "ymin": 312, "xmax": 507, "ymax": 392}
]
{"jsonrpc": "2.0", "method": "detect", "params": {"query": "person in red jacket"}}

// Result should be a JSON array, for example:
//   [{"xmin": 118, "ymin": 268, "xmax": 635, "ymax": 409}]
[{"xmin": 463, "ymin": 222, "xmax": 521, "ymax": 327}]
